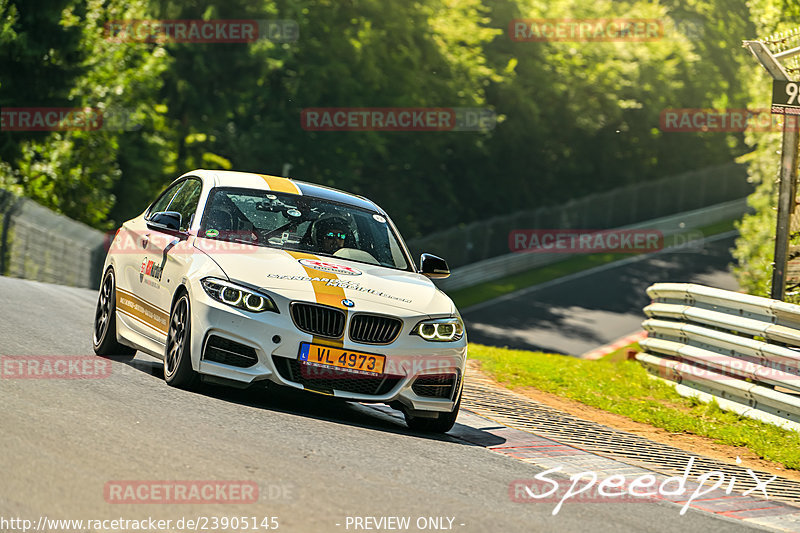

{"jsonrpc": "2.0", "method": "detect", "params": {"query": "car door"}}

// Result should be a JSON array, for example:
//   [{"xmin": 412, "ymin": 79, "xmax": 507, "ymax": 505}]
[
  {"xmin": 116, "ymin": 180, "xmax": 186, "ymax": 341},
  {"xmin": 137, "ymin": 177, "xmax": 203, "ymax": 343}
]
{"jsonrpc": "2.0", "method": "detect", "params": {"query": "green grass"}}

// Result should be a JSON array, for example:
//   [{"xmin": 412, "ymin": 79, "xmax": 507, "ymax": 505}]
[
  {"xmin": 600, "ymin": 341, "xmax": 642, "ymax": 362},
  {"xmin": 469, "ymin": 343, "xmax": 800, "ymax": 470},
  {"xmin": 449, "ymin": 219, "xmax": 739, "ymax": 309},
  {"xmin": 450, "ymin": 253, "xmax": 629, "ymax": 309}
]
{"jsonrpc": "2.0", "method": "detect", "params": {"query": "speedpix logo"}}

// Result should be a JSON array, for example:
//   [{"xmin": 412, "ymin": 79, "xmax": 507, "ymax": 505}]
[{"xmin": 298, "ymin": 258, "xmax": 362, "ymax": 276}]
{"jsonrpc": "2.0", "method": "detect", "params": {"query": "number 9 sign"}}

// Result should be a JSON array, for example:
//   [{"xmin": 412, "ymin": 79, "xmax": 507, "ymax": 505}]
[{"xmin": 773, "ymin": 80, "xmax": 800, "ymax": 109}]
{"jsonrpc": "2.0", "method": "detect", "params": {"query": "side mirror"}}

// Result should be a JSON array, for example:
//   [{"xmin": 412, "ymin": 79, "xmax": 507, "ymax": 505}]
[
  {"xmin": 419, "ymin": 253, "xmax": 450, "ymax": 279},
  {"xmin": 147, "ymin": 211, "xmax": 182, "ymax": 231}
]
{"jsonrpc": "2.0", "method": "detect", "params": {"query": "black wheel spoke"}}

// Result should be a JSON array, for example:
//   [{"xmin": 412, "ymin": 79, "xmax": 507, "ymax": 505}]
[
  {"xmin": 94, "ymin": 274, "xmax": 114, "ymax": 344},
  {"xmin": 166, "ymin": 297, "xmax": 190, "ymax": 379}
]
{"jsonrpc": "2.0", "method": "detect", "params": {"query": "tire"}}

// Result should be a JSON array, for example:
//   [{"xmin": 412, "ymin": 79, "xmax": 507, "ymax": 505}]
[
  {"xmin": 164, "ymin": 292, "xmax": 199, "ymax": 389},
  {"xmin": 404, "ymin": 389, "xmax": 462, "ymax": 434},
  {"xmin": 92, "ymin": 268, "xmax": 136, "ymax": 361}
]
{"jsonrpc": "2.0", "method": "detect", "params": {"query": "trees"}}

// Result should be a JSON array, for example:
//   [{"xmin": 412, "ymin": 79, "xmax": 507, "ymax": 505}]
[
  {"xmin": 731, "ymin": 0, "xmax": 800, "ymax": 299},
  {"xmin": 478, "ymin": 0, "xmax": 752, "ymax": 216},
  {"xmin": 1, "ymin": 0, "xmax": 755, "ymax": 237},
  {"xmin": 0, "ymin": 0, "xmax": 170, "ymax": 227}
]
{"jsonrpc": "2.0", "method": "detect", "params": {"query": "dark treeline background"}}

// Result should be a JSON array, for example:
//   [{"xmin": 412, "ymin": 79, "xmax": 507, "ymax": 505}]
[{"xmin": 0, "ymin": 0, "xmax": 767, "ymax": 239}]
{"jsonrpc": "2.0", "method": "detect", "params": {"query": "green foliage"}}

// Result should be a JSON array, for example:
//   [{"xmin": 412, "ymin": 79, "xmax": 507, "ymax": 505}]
[
  {"xmin": 0, "ymin": 0, "xmax": 759, "ymax": 235},
  {"xmin": 470, "ymin": 343, "xmax": 800, "ymax": 469},
  {"xmin": 0, "ymin": 0, "xmax": 17, "ymax": 49},
  {"xmin": 0, "ymin": 0, "xmax": 170, "ymax": 227},
  {"xmin": 732, "ymin": 0, "xmax": 800, "ymax": 299},
  {"xmin": 477, "ymin": 0, "xmax": 753, "ymax": 221}
]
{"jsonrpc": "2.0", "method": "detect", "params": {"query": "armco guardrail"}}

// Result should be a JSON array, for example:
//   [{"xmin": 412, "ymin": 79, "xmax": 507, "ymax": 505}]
[
  {"xmin": 408, "ymin": 161, "xmax": 751, "ymax": 270},
  {"xmin": 637, "ymin": 283, "xmax": 800, "ymax": 427},
  {"xmin": 436, "ymin": 198, "xmax": 748, "ymax": 292},
  {"xmin": 0, "ymin": 189, "xmax": 107, "ymax": 289}
]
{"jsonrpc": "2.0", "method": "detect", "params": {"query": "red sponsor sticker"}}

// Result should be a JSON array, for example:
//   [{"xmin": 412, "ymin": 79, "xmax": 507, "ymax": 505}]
[
  {"xmin": 104, "ymin": 481, "xmax": 259, "ymax": 504},
  {"xmin": 1, "ymin": 356, "xmax": 111, "ymax": 379},
  {"xmin": 509, "ymin": 18, "xmax": 664, "ymax": 42},
  {"xmin": 0, "ymin": 108, "xmax": 103, "ymax": 131},
  {"xmin": 298, "ymin": 258, "xmax": 363, "ymax": 275},
  {"xmin": 509, "ymin": 229, "xmax": 663, "ymax": 253}
]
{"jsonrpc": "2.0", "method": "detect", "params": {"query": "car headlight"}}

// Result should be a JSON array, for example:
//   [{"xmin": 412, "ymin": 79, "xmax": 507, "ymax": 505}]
[
  {"xmin": 412, "ymin": 317, "xmax": 464, "ymax": 342},
  {"xmin": 201, "ymin": 277, "xmax": 278, "ymax": 313}
]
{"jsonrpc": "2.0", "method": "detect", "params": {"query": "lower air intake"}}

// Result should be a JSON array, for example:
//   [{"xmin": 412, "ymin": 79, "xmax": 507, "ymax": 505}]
[
  {"xmin": 273, "ymin": 355, "xmax": 401, "ymax": 396},
  {"xmin": 412, "ymin": 373, "xmax": 458, "ymax": 399},
  {"xmin": 203, "ymin": 335, "xmax": 258, "ymax": 368}
]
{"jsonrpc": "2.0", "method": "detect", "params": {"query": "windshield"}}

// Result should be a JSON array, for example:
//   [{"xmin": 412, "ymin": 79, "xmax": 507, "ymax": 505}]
[{"xmin": 199, "ymin": 187, "xmax": 410, "ymax": 271}]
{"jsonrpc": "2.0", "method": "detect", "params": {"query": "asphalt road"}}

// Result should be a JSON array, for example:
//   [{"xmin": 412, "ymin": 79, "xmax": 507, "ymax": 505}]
[
  {"xmin": 0, "ymin": 274, "xmax": 764, "ymax": 532},
  {"xmin": 462, "ymin": 233, "xmax": 740, "ymax": 356}
]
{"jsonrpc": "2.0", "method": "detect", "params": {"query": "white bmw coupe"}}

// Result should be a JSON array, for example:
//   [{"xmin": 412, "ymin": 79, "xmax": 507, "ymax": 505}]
[{"xmin": 93, "ymin": 170, "xmax": 466, "ymax": 432}]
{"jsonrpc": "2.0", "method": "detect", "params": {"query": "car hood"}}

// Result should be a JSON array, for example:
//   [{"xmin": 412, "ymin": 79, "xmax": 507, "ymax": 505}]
[{"xmin": 193, "ymin": 239, "xmax": 455, "ymax": 315}]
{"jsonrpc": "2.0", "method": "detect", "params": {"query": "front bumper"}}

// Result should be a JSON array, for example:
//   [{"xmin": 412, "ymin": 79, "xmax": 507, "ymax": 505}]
[{"xmin": 188, "ymin": 282, "xmax": 467, "ymax": 413}]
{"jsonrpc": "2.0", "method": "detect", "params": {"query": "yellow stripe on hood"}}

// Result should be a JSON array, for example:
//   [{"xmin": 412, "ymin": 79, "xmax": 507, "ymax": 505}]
[{"xmin": 287, "ymin": 251, "xmax": 347, "ymax": 347}]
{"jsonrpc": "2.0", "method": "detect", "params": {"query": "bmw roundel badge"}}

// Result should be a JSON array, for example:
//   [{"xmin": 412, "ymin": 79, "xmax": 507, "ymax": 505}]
[{"xmin": 341, "ymin": 299, "xmax": 355, "ymax": 308}]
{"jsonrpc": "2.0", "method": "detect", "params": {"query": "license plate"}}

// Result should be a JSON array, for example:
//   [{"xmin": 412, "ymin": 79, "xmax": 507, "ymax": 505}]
[{"xmin": 298, "ymin": 343, "xmax": 386, "ymax": 374}]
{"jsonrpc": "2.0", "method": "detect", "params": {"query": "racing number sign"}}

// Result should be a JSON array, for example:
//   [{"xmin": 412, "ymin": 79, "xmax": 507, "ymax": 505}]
[{"xmin": 772, "ymin": 80, "xmax": 800, "ymax": 115}]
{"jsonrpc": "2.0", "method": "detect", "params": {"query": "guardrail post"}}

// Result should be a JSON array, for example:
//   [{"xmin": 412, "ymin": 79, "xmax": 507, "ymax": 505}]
[
  {"xmin": 743, "ymin": 39, "xmax": 800, "ymax": 301},
  {"xmin": 774, "ymin": 121, "xmax": 800, "ymax": 299}
]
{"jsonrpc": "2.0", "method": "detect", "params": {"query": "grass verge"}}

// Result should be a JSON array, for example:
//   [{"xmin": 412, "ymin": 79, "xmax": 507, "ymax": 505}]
[
  {"xmin": 469, "ymin": 342, "xmax": 800, "ymax": 470},
  {"xmin": 449, "ymin": 219, "xmax": 738, "ymax": 309},
  {"xmin": 600, "ymin": 341, "xmax": 642, "ymax": 362}
]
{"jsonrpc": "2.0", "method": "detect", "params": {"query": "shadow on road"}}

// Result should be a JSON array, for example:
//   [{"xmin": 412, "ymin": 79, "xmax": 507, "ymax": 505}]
[
  {"xmin": 463, "ymin": 237, "xmax": 739, "ymax": 355},
  {"xmin": 125, "ymin": 357, "xmax": 506, "ymax": 447}
]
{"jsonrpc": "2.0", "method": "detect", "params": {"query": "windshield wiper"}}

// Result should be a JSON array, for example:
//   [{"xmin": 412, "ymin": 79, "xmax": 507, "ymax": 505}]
[{"xmin": 220, "ymin": 237, "xmax": 262, "ymax": 247}]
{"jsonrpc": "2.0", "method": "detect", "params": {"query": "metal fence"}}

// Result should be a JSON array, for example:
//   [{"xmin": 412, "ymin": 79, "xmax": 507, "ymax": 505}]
[
  {"xmin": 435, "ymin": 198, "xmax": 748, "ymax": 292},
  {"xmin": 0, "ymin": 189, "xmax": 107, "ymax": 289},
  {"xmin": 407, "ymin": 161, "xmax": 751, "ymax": 269},
  {"xmin": 0, "ymin": 160, "xmax": 750, "ymax": 291},
  {"xmin": 637, "ymin": 283, "xmax": 800, "ymax": 428}
]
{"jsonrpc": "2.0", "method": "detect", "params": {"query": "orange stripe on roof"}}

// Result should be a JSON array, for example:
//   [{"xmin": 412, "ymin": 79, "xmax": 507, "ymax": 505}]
[{"xmin": 259, "ymin": 174, "xmax": 302, "ymax": 195}]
